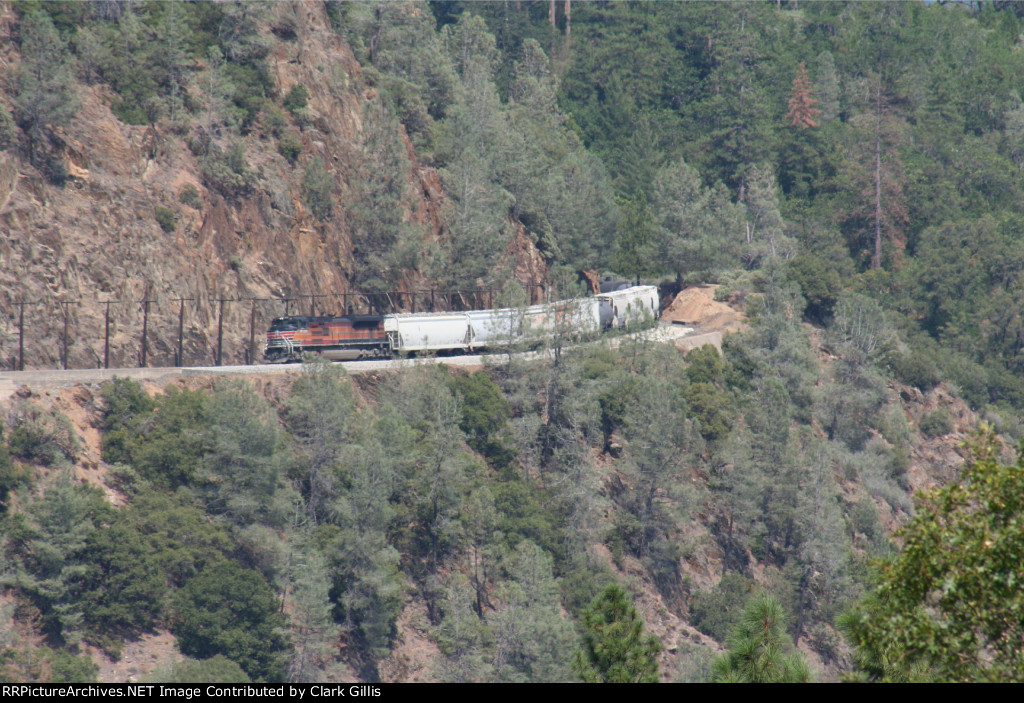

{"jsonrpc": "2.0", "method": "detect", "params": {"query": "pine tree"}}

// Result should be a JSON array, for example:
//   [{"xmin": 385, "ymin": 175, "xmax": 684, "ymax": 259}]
[
  {"xmin": 504, "ymin": 39, "xmax": 618, "ymax": 270},
  {"xmin": 742, "ymin": 165, "xmax": 795, "ymax": 266},
  {"xmin": 650, "ymin": 158, "xmax": 745, "ymax": 283},
  {"xmin": 843, "ymin": 74, "xmax": 908, "ymax": 270},
  {"xmin": 786, "ymin": 62, "xmax": 821, "ymax": 130},
  {"xmin": 347, "ymin": 102, "xmax": 422, "ymax": 291},
  {"xmin": 815, "ymin": 51, "xmax": 841, "ymax": 123},
  {"xmin": 488, "ymin": 542, "xmax": 576, "ymax": 682},
  {"xmin": 436, "ymin": 576, "xmax": 493, "ymax": 682},
  {"xmin": 711, "ymin": 593, "xmax": 811, "ymax": 683},
  {"xmin": 199, "ymin": 380, "xmax": 281, "ymax": 528},
  {"xmin": 614, "ymin": 192, "xmax": 660, "ymax": 284},
  {"xmin": 697, "ymin": 3, "xmax": 780, "ymax": 197},
  {"xmin": 437, "ymin": 15, "xmax": 514, "ymax": 287},
  {"xmin": 283, "ymin": 359, "xmax": 356, "ymax": 525},
  {"xmin": 332, "ymin": 431, "xmax": 404, "ymax": 663},
  {"xmin": 285, "ymin": 536, "xmax": 341, "ymax": 683},
  {"xmin": 572, "ymin": 585, "xmax": 661, "ymax": 683},
  {"xmin": 5, "ymin": 471, "xmax": 110, "ymax": 647},
  {"xmin": 14, "ymin": 11, "xmax": 79, "ymax": 168}
]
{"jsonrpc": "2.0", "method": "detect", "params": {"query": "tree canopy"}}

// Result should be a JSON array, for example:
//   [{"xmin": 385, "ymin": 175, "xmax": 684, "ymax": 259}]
[
  {"xmin": 572, "ymin": 584, "xmax": 661, "ymax": 683},
  {"xmin": 842, "ymin": 426, "xmax": 1024, "ymax": 682}
]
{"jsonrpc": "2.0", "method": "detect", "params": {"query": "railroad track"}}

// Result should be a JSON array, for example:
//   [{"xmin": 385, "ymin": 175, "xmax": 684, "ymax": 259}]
[{"xmin": 0, "ymin": 323, "xmax": 703, "ymax": 401}]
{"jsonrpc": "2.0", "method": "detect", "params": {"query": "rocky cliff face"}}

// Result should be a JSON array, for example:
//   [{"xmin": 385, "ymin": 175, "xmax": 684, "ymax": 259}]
[{"xmin": 0, "ymin": 1, "xmax": 545, "ymax": 370}]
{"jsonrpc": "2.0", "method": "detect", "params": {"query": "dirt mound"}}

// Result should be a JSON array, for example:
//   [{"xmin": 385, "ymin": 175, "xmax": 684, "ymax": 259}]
[{"xmin": 661, "ymin": 285, "xmax": 743, "ymax": 332}]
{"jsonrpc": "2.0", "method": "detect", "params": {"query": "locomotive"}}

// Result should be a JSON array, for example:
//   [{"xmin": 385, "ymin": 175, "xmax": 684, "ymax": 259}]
[{"xmin": 263, "ymin": 285, "xmax": 659, "ymax": 364}]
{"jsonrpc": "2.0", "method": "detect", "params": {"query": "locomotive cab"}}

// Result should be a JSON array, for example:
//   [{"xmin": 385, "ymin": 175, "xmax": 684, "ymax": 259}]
[{"xmin": 264, "ymin": 314, "xmax": 388, "ymax": 363}]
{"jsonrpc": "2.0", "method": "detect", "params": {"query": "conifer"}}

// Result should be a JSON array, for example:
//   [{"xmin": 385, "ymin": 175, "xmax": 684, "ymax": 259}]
[{"xmin": 786, "ymin": 62, "xmax": 821, "ymax": 130}]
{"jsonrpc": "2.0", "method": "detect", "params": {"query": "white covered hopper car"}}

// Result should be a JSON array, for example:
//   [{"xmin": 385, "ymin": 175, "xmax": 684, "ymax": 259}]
[{"xmin": 598, "ymin": 285, "xmax": 660, "ymax": 329}]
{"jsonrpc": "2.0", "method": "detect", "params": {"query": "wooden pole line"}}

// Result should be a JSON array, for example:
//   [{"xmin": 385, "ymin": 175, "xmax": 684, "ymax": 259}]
[
  {"xmin": 100, "ymin": 299, "xmax": 120, "ymax": 370},
  {"xmin": 175, "ymin": 297, "xmax": 194, "ymax": 367},
  {"xmin": 307, "ymin": 294, "xmax": 329, "ymax": 317},
  {"xmin": 248, "ymin": 298, "xmax": 270, "ymax": 366},
  {"xmin": 56, "ymin": 300, "xmax": 79, "ymax": 370},
  {"xmin": 215, "ymin": 298, "xmax": 233, "ymax": 366},
  {"xmin": 139, "ymin": 287, "xmax": 157, "ymax": 368}
]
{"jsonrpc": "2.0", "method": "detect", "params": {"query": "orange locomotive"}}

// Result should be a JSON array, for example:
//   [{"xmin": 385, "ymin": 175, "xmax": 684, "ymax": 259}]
[{"xmin": 263, "ymin": 314, "xmax": 389, "ymax": 363}]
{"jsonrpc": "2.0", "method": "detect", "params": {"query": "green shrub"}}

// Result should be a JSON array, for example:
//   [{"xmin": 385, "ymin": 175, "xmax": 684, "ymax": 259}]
[
  {"xmin": 128, "ymin": 386, "xmax": 209, "ymax": 488},
  {"xmin": 100, "ymin": 376, "xmax": 157, "ymax": 464},
  {"xmin": 786, "ymin": 254, "xmax": 841, "ymax": 324},
  {"xmin": 984, "ymin": 359, "xmax": 1024, "ymax": 408},
  {"xmin": 920, "ymin": 408, "xmax": 955, "ymax": 438},
  {"xmin": 847, "ymin": 497, "xmax": 881, "ymax": 543},
  {"xmin": 890, "ymin": 350, "xmax": 942, "ymax": 392},
  {"xmin": 155, "ymin": 206, "xmax": 176, "ymax": 233},
  {"xmin": 945, "ymin": 354, "xmax": 989, "ymax": 409},
  {"xmin": 278, "ymin": 132, "xmax": 302, "ymax": 163},
  {"xmin": 43, "ymin": 155, "xmax": 68, "ymax": 187},
  {"xmin": 301, "ymin": 156, "xmax": 333, "ymax": 220},
  {"xmin": 283, "ymin": 83, "xmax": 309, "ymax": 114},
  {"xmin": 179, "ymin": 184, "xmax": 201, "ymax": 208},
  {"xmin": 0, "ymin": 420, "xmax": 30, "ymax": 513},
  {"xmin": 262, "ymin": 105, "xmax": 287, "ymax": 137},
  {"xmin": 689, "ymin": 573, "xmax": 754, "ymax": 642},
  {"xmin": 271, "ymin": 14, "xmax": 298, "ymax": 41},
  {"xmin": 8, "ymin": 403, "xmax": 80, "ymax": 465},
  {"xmin": 0, "ymin": 102, "xmax": 17, "ymax": 150},
  {"xmin": 172, "ymin": 561, "xmax": 290, "ymax": 682},
  {"xmin": 223, "ymin": 62, "xmax": 272, "ymax": 134},
  {"xmin": 806, "ymin": 623, "xmax": 842, "ymax": 666},
  {"xmin": 41, "ymin": 647, "xmax": 99, "ymax": 683},
  {"xmin": 448, "ymin": 371, "xmax": 511, "ymax": 462},
  {"xmin": 492, "ymin": 478, "xmax": 567, "ymax": 562},
  {"xmin": 876, "ymin": 402, "xmax": 911, "ymax": 449},
  {"xmin": 148, "ymin": 656, "xmax": 250, "ymax": 683},
  {"xmin": 104, "ymin": 462, "xmax": 143, "ymax": 495},
  {"xmin": 685, "ymin": 344, "xmax": 726, "ymax": 385},
  {"xmin": 683, "ymin": 381, "xmax": 733, "ymax": 441},
  {"xmin": 201, "ymin": 141, "xmax": 255, "ymax": 198},
  {"xmin": 607, "ymin": 509, "xmax": 642, "ymax": 566},
  {"xmin": 77, "ymin": 520, "xmax": 166, "ymax": 651}
]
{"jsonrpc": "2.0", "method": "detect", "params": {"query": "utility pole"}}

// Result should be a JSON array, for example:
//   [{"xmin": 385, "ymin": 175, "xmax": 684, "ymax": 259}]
[
  {"xmin": 307, "ymin": 294, "xmax": 328, "ymax": 316},
  {"xmin": 215, "ymin": 297, "xmax": 231, "ymax": 366},
  {"xmin": 100, "ymin": 299, "xmax": 119, "ymax": 369},
  {"xmin": 174, "ymin": 297, "xmax": 194, "ymax": 367},
  {"xmin": 139, "ymin": 285, "xmax": 156, "ymax": 368},
  {"xmin": 248, "ymin": 298, "xmax": 268, "ymax": 365},
  {"xmin": 56, "ymin": 300, "xmax": 79, "ymax": 370}
]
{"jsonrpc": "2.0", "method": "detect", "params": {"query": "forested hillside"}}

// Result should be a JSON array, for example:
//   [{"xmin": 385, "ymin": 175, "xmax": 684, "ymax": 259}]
[{"xmin": 2, "ymin": 0, "xmax": 1024, "ymax": 684}]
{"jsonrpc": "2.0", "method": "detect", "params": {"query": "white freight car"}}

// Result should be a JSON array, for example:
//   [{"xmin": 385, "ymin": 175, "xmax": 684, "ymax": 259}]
[
  {"xmin": 466, "ymin": 308, "xmax": 522, "ymax": 347},
  {"xmin": 467, "ymin": 298, "xmax": 600, "ymax": 348},
  {"xmin": 511, "ymin": 298, "xmax": 602, "ymax": 341},
  {"xmin": 598, "ymin": 285, "xmax": 660, "ymax": 329},
  {"xmin": 384, "ymin": 312, "xmax": 473, "ymax": 353}
]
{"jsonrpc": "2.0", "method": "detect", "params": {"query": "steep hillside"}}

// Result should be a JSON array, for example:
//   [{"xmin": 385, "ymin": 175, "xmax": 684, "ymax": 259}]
[{"xmin": 0, "ymin": 1, "xmax": 545, "ymax": 371}]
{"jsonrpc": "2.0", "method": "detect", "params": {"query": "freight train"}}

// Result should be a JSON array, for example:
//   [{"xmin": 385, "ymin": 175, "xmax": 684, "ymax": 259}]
[{"xmin": 263, "ymin": 285, "xmax": 659, "ymax": 363}]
